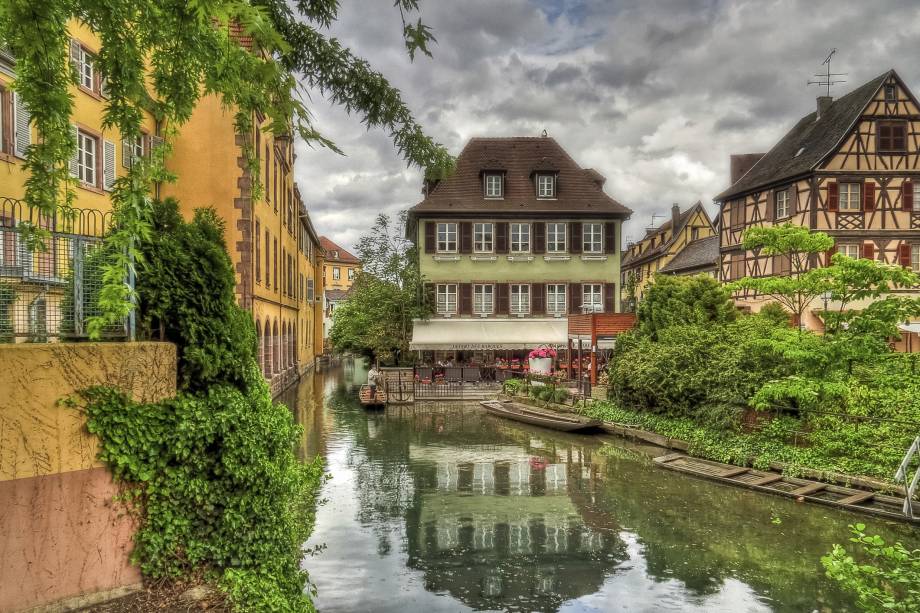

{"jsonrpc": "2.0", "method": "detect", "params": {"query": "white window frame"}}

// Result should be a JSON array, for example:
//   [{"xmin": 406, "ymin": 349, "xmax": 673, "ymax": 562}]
[
  {"xmin": 78, "ymin": 46, "xmax": 95, "ymax": 91},
  {"xmin": 510, "ymin": 223, "xmax": 530, "ymax": 253},
  {"xmin": 484, "ymin": 173, "xmax": 503, "ymax": 198},
  {"xmin": 437, "ymin": 283, "xmax": 458, "ymax": 314},
  {"xmin": 537, "ymin": 174, "xmax": 555, "ymax": 199},
  {"xmin": 913, "ymin": 183, "xmax": 920, "ymax": 212},
  {"xmin": 332, "ymin": 266, "xmax": 340, "ymax": 280},
  {"xmin": 473, "ymin": 222, "xmax": 493, "ymax": 253},
  {"xmin": 437, "ymin": 222, "xmax": 458, "ymax": 253},
  {"xmin": 775, "ymin": 190, "xmax": 790, "ymax": 219},
  {"xmin": 912, "ymin": 245, "xmax": 920, "ymax": 272},
  {"xmin": 546, "ymin": 222, "xmax": 566, "ymax": 253},
  {"xmin": 838, "ymin": 243, "xmax": 861, "ymax": 260},
  {"xmin": 77, "ymin": 130, "xmax": 97, "ymax": 186},
  {"xmin": 839, "ymin": 183, "xmax": 861, "ymax": 211},
  {"xmin": 582, "ymin": 283, "xmax": 603, "ymax": 313},
  {"xmin": 546, "ymin": 284, "xmax": 566, "ymax": 314},
  {"xmin": 347, "ymin": 268, "xmax": 355, "ymax": 281},
  {"xmin": 583, "ymin": 223, "xmax": 603, "ymax": 253},
  {"xmin": 129, "ymin": 135, "xmax": 143, "ymax": 160},
  {"xmin": 510, "ymin": 284, "xmax": 530, "ymax": 315},
  {"xmin": 473, "ymin": 284, "xmax": 494, "ymax": 314}
]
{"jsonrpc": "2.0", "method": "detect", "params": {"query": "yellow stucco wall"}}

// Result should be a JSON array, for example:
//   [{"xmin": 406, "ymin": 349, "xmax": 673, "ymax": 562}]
[{"xmin": 324, "ymin": 260, "xmax": 360, "ymax": 291}]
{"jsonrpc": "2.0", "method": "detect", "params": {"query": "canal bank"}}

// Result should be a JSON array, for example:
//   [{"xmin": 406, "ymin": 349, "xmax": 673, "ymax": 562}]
[{"xmin": 287, "ymin": 360, "xmax": 920, "ymax": 613}]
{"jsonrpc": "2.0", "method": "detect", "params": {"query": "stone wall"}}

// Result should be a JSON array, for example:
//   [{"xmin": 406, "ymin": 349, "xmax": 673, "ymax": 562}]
[{"xmin": 0, "ymin": 342, "xmax": 176, "ymax": 613}]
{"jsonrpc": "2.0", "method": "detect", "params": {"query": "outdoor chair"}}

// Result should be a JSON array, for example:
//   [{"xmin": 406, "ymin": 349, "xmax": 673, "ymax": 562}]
[{"xmin": 462, "ymin": 367, "xmax": 481, "ymax": 383}]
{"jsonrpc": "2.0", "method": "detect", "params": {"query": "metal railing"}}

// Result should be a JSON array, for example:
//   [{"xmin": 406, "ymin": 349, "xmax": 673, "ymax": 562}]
[
  {"xmin": 895, "ymin": 436, "xmax": 920, "ymax": 519},
  {"xmin": 0, "ymin": 197, "xmax": 131, "ymax": 342}
]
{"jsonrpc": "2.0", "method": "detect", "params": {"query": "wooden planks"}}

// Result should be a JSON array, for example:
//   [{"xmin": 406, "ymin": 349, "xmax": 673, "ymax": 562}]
[
  {"xmin": 838, "ymin": 491, "xmax": 875, "ymax": 506},
  {"xmin": 750, "ymin": 473, "xmax": 783, "ymax": 486},
  {"xmin": 790, "ymin": 483, "xmax": 827, "ymax": 496}
]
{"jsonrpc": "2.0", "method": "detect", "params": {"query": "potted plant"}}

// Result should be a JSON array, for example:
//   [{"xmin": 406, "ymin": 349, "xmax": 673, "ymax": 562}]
[{"xmin": 528, "ymin": 346, "xmax": 557, "ymax": 375}]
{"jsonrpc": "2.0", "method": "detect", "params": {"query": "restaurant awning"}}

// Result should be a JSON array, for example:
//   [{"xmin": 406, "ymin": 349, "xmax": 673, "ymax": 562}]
[
  {"xmin": 409, "ymin": 318, "xmax": 568, "ymax": 350},
  {"xmin": 899, "ymin": 322, "xmax": 920, "ymax": 334}
]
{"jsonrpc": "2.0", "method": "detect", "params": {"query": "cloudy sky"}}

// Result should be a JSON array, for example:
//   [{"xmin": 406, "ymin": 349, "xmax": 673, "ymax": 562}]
[{"xmin": 293, "ymin": 0, "xmax": 920, "ymax": 251}]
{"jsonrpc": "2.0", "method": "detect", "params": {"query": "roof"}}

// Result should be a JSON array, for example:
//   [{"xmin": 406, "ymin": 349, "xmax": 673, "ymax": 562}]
[
  {"xmin": 409, "ymin": 137, "xmax": 632, "ymax": 217},
  {"xmin": 659, "ymin": 235, "xmax": 720, "ymax": 274},
  {"xmin": 325, "ymin": 289, "xmax": 350, "ymax": 301},
  {"xmin": 716, "ymin": 71, "xmax": 894, "ymax": 201},
  {"xmin": 622, "ymin": 201, "xmax": 709, "ymax": 269},
  {"xmin": 409, "ymin": 317, "xmax": 568, "ymax": 350},
  {"xmin": 320, "ymin": 236, "xmax": 360, "ymax": 264}
]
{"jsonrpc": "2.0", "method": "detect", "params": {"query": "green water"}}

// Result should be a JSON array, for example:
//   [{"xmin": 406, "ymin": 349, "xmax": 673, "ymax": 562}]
[{"xmin": 280, "ymin": 360, "xmax": 919, "ymax": 612}]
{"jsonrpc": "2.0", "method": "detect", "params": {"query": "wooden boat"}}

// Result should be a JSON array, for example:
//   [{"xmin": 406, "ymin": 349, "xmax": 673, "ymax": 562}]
[
  {"xmin": 479, "ymin": 400, "xmax": 602, "ymax": 433},
  {"xmin": 359, "ymin": 385, "xmax": 386, "ymax": 408},
  {"xmin": 654, "ymin": 453, "xmax": 918, "ymax": 524}
]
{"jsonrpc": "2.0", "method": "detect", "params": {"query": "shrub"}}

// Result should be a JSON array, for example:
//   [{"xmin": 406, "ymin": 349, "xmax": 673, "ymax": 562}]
[
  {"xmin": 502, "ymin": 378, "xmax": 524, "ymax": 396},
  {"xmin": 636, "ymin": 273, "xmax": 737, "ymax": 340}
]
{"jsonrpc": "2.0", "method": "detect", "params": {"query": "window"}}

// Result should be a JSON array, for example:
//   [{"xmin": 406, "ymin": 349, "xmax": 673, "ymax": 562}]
[
  {"xmin": 885, "ymin": 84, "xmax": 897, "ymax": 103},
  {"xmin": 730, "ymin": 253, "xmax": 745, "ymax": 279},
  {"xmin": 333, "ymin": 267, "xmax": 341, "ymax": 281},
  {"xmin": 437, "ymin": 222, "xmax": 457, "ymax": 252},
  {"xmin": 912, "ymin": 245, "xmax": 920, "ymax": 272},
  {"xmin": 473, "ymin": 222, "xmax": 493, "ymax": 252},
  {"xmin": 878, "ymin": 122, "xmax": 907, "ymax": 153},
  {"xmin": 839, "ymin": 243, "xmax": 861, "ymax": 259},
  {"xmin": 255, "ymin": 220, "xmax": 261, "ymax": 283},
  {"xmin": 510, "ymin": 284, "xmax": 530, "ymax": 315},
  {"xmin": 546, "ymin": 222, "xmax": 566, "ymax": 253},
  {"xmin": 264, "ymin": 231, "xmax": 270, "ymax": 288},
  {"xmin": 773, "ymin": 254, "xmax": 791, "ymax": 276},
  {"xmin": 583, "ymin": 223, "xmax": 603, "ymax": 253},
  {"xmin": 77, "ymin": 131, "xmax": 97, "ymax": 186},
  {"xmin": 348, "ymin": 268, "xmax": 355, "ymax": 281},
  {"xmin": 273, "ymin": 238, "xmax": 278, "ymax": 290},
  {"xmin": 582, "ymin": 284, "xmax": 602, "ymax": 313},
  {"xmin": 307, "ymin": 278, "xmax": 315, "ymax": 301},
  {"xmin": 74, "ymin": 45, "xmax": 95, "ymax": 91},
  {"xmin": 546, "ymin": 284, "xmax": 566, "ymax": 314},
  {"xmin": 915, "ymin": 183, "xmax": 920, "ymax": 212},
  {"xmin": 775, "ymin": 189, "xmax": 790, "ymax": 219},
  {"xmin": 510, "ymin": 223, "xmax": 530, "ymax": 253},
  {"xmin": 484, "ymin": 173, "xmax": 503, "ymax": 198},
  {"xmin": 437, "ymin": 284, "xmax": 457, "ymax": 314},
  {"xmin": 691, "ymin": 226, "xmax": 699, "ymax": 240},
  {"xmin": 473, "ymin": 284, "xmax": 494, "ymax": 314},
  {"xmin": 839, "ymin": 183, "xmax": 861, "ymax": 211},
  {"xmin": 537, "ymin": 174, "xmax": 555, "ymax": 198},
  {"xmin": 730, "ymin": 200, "xmax": 744, "ymax": 228},
  {"xmin": 122, "ymin": 135, "xmax": 144, "ymax": 168}
]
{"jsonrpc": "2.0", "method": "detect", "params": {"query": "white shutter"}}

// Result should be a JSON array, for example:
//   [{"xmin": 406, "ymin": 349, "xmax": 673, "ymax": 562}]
[
  {"xmin": 99, "ymin": 74, "xmax": 109, "ymax": 98},
  {"xmin": 69, "ymin": 39, "xmax": 80, "ymax": 78},
  {"xmin": 13, "ymin": 92, "xmax": 30, "ymax": 158},
  {"xmin": 103, "ymin": 139, "xmax": 116, "ymax": 191},
  {"xmin": 149, "ymin": 135, "xmax": 164, "ymax": 155},
  {"xmin": 69, "ymin": 124, "xmax": 79, "ymax": 177}
]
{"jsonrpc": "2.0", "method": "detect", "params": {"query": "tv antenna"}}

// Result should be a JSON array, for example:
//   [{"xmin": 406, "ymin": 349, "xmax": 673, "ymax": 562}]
[
  {"xmin": 808, "ymin": 48, "xmax": 847, "ymax": 97},
  {"xmin": 646, "ymin": 213, "xmax": 663, "ymax": 229}
]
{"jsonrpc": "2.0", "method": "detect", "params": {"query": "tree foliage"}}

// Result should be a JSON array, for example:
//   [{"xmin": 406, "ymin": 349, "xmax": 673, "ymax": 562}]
[
  {"xmin": 636, "ymin": 273, "xmax": 737, "ymax": 340},
  {"xmin": 329, "ymin": 212, "xmax": 430, "ymax": 364},
  {"xmin": 0, "ymin": 0, "xmax": 452, "ymax": 336}
]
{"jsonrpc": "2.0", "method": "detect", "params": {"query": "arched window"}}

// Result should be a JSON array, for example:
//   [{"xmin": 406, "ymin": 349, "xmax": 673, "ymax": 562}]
[
  {"xmin": 272, "ymin": 320, "xmax": 279, "ymax": 374},
  {"xmin": 255, "ymin": 320, "xmax": 263, "ymax": 375},
  {"xmin": 292, "ymin": 323, "xmax": 298, "ymax": 365}
]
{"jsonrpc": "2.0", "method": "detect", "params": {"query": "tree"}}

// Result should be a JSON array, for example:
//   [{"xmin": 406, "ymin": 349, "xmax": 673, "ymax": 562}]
[
  {"xmin": 0, "ymin": 1, "xmax": 453, "ymax": 336},
  {"xmin": 730, "ymin": 224, "xmax": 834, "ymax": 332},
  {"xmin": 330, "ymin": 213, "xmax": 430, "ymax": 364},
  {"xmin": 636, "ymin": 273, "xmax": 737, "ymax": 340}
]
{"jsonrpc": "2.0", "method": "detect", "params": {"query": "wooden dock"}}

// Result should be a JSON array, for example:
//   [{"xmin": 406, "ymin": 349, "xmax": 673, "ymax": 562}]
[{"xmin": 654, "ymin": 453, "xmax": 916, "ymax": 524}]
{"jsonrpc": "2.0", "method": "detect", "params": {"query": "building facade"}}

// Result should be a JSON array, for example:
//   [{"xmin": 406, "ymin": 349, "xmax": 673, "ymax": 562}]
[
  {"xmin": 620, "ymin": 201, "xmax": 716, "ymax": 307},
  {"xmin": 407, "ymin": 136, "xmax": 631, "ymax": 359},
  {"xmin": 320, "ymin": 236, "xmax": 361, "ymax": 291},
  {"xmin": 715, "ymin": 70, "xmax": 920, "ymax": 330}
]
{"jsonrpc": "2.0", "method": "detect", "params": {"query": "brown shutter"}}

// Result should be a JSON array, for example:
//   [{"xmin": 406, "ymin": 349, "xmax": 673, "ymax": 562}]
[
  {"xmin": 603, "ymin": 283, "xmax": 616, "ymax": 313},
  {"xmin": 825, "ymin": 244, "xmax": 836, "ymax": 267},
  {"xmin": 765, "ymin": 190, "xmax": 775, "ymax": 222},
  {"xmin": 424, "ymin": 221, "xmax": 435, "ymax": 254},
  {"xmin": 570, "ymin": 222, "xmax": 582, "ymax": 254},
  {"xmin": 424, "ymin": 283, "xmax": 435, "ymax": 309},
  {"xmin": 495, "ymin": 222, "xmax": 509, "ymax": 254},
  {"xmin": 827, "ymin": 181, "xmax": 839, "ymax": 211},
  {"xmin": 531, "ymin": 283, "xmax": 544, "ymax": 315},
  {"xmin": 864, "ymin": 181, "xmax": 876, "ymax": 211},
  {"xmin": 532, "ymin": 222, "xmax": 545, "ymax": 254},
  {"xmin": 903, "ymin": 181, "xmax": 914, "ymax": 211},
  {"xmin": 604, "ymin": 222, "xmax": 616, "ymax": 254},
  {"xmin": 459, "ymin": 283, "xmax": 472, "ymax": 315},
  {"xmin": 862, "ymin": 242, "xmax": 875, "ymax": 260},
  {"xmin": 788, "ymin": 185, "xmax": 797, "ymax": 216},
  {"xmin": 496, "ymin": 283, "xmax": 509, "ymax": 314},
  {"xmin": 460, "ymin": 222, "xmax": 472, "ymax": 254},
  {"xmin": 899, "ymin": 243, "xmax": 912, "ymax": 268},
  {"xmin": 569, "ymin": 283, "xmax": 581, "ymax": 314}
]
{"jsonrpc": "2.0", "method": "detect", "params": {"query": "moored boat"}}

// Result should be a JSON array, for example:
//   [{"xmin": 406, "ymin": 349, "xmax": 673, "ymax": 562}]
[
  {"xmin": 479, "ymin": 400, "xmax": 602, "ymax": 433},
  {"xmin": 359, "ymin": 384, "xmax": 386, "ymax": 408}
]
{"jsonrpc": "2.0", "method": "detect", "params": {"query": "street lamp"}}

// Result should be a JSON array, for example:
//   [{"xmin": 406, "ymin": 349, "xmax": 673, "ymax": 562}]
[{"xmin": 821, "ymin": 290, "xmax": 832, "ymax": 335}]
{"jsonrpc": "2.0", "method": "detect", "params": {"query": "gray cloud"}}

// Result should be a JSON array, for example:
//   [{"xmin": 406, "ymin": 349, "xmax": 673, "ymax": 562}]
[{"xmin": 293, "ymin": 0, "xmax": 920, "ymax": 251}]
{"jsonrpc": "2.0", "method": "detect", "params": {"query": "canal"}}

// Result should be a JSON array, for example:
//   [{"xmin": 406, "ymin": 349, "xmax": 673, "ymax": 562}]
[{"xmin": 279, "ymin": 359, "xmax": 919, "ymax": 612}]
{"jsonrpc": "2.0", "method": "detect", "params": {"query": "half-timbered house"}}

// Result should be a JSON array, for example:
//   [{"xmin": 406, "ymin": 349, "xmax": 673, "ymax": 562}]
[{"xmin": 715, "ymin": 69, "xmax": 920, "ymax": 330}]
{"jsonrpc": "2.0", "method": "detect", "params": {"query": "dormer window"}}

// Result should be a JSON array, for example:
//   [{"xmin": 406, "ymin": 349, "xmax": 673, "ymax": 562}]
[
  {"xmin": 885, "ymin": 84, "xmax": 897, "ymax": 103},
  {"xmin": 484, "ymin": 173, "xmax": 503, "ymax": 198},
  {"xmin": 536, "ymin": 173, "xmax": 555, "ymax": 198}
]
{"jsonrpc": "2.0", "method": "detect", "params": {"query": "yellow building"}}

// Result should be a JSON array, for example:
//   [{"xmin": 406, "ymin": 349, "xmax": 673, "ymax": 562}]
[
  {"xmin": 620, "ymin": 201, "xmax": 716, "ymax": 307},
  {"xmin": 0, "ymin": 21, "xmax": 325, "ymax": 390},
  {"xmin": 320, "ymin": 236, "xmax": 361, "ymax": 291}
]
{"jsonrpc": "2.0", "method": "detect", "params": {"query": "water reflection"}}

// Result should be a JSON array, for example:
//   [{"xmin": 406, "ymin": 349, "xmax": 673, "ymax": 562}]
[{"xmin": 291, "ymin": 360, "xmax": 919, "ymax": 613}]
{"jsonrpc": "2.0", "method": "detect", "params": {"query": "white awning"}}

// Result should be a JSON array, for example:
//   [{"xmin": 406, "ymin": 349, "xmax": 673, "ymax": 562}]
[
  {"xmin": 899, "ymin": 322, "xmax": 920, "ymax": 334},
  {"xmin": 410, "ymin": 317, "xmax": 567, "ymax": 350}
]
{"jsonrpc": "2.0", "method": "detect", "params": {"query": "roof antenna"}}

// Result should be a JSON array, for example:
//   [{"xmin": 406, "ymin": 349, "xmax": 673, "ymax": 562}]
[
  {"xmin": 646, "ymin": 213, "xmax": 663, "ymax": 229},
  {"xmin": 808, "ymin": 48, "xmax": 847, "ymax": 97},
  {"xmin": 541, "ymin": 129, "xmax": 548, "ymax": 137}
]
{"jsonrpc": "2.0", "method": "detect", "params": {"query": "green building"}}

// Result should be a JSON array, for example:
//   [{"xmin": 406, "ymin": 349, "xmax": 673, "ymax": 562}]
[{"xmin": 407, "ymin": 136, "xmax": 632, "ymax": 362}]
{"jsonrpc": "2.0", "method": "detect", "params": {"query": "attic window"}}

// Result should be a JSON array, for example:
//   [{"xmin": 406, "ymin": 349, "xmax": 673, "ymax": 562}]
[
  {"xmin": 794, "ymin": 147, "xmax": 805, "ymax": 158},
  {"xmin": 885, "ymin": 85, "xmax": 897, "ymax": 103},
  {"xmin": 484, "ymin": 173, "xmax": 503, "ymax": 198},
  {"xmin": 536, "ymin": 173, "xmax": 555, "ymax": 198}
]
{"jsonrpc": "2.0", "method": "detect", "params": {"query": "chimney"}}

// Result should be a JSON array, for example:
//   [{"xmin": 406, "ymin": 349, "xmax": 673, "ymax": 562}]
[
  {"xmin": 671, "ymin": 203, "xmax": 680, "ymax": 230},
  {"xmin": 817, "ymin": 96, "xmax": 833, "ymax": 120}
]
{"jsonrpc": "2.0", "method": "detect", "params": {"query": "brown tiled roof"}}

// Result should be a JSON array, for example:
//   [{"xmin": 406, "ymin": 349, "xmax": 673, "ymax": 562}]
[
  {"xmin": 325, "ymin": 289, "xmax": 350, "ymax": 301},
  {"xmin": 320, "ymin": 236, "xmax": 360, "ymax": 264},
  {"xmin": 622, "ymin": 201, "xmax": 709, "ymax": 268},
  {"xmin": 410, "ymin": 137, "xmax": 632, "ymax": 217},
  {"xmin": 716, "ymin": 70, "xmax": 894, "ymax": 201},
  {"xmin": 659, "ymin": 235, "xmax": 719, "ymax": 274}
]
